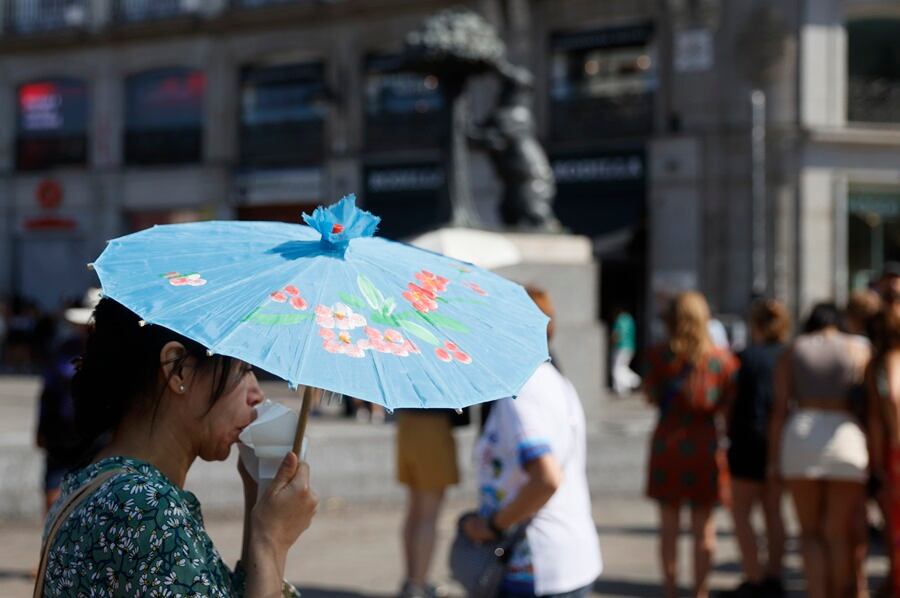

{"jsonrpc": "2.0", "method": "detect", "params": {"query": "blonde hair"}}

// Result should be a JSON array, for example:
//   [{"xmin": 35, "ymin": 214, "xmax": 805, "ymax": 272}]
[{"xmin": 665, "ymin": 291, "xmax": 712, "ymax": 364}]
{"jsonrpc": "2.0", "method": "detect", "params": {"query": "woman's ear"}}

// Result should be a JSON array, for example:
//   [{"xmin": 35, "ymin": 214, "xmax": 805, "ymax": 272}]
[{"xmin": 160, "ymin": 341, "xmax": 188, "ymax": 395}]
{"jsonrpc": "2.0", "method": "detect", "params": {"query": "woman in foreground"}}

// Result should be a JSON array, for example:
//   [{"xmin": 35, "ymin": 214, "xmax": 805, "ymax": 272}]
[{"xmin": 36, "ymin": 298, "xmax": 318, "ymax": 597}]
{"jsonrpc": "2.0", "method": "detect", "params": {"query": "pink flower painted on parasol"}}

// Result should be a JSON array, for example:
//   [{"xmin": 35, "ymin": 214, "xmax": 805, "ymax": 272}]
[
  {"xmin": 315, "ymin": 303, "xmax": 366, "ymax": 330},
  {"xmin": 414, "ymin": 270, "xmax": 450, "ymax": 294},
  {"xmin": 320, "ymin": 328, "xmax": 366, "ymax": 358},
  {"xmin": 462, "ymin": 281, "xmax": 488, "ymax": 297},
  {"xmin": 435, "ymin": 340, "xmax": 472, "ymax": 364},
  {"xmin": 360, "ymin": 327, "xmax": 419, "ymax": 357},
  {"xmin": 403, "ymin": 283, "xmax": 439, "ymax": 313}
]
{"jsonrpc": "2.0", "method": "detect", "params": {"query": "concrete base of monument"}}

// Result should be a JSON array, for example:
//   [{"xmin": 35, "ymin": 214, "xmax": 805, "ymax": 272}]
[{"xmin": 409, "ymin": 228, "xmax": 606, "ymax": 416}]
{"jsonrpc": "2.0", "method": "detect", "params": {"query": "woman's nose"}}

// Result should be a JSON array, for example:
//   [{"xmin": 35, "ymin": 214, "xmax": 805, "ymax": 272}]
[{"xmin": 247, "ymin": 372, "xmax": 264, "ymax": 406}]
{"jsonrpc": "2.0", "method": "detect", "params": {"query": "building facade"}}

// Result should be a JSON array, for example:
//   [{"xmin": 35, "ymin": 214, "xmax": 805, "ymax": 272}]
[{"xmin": 0, "ymin": 0, "xmax": 898, "ymax": 338}]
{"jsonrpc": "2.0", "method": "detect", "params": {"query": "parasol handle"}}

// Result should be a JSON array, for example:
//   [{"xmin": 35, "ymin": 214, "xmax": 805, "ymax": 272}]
[{"xmin": 292, "ymin": 386, "xmax": 315, "ymax": 458}]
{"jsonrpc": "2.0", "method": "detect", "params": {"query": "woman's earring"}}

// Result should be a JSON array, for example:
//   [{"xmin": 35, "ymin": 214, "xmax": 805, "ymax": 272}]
[{"xmin": 179, "ymin": 385, "xmax": 186, "ymax": 393}]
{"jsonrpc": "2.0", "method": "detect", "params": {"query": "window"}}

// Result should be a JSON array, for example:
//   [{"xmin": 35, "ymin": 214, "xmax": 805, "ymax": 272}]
[
  {"xmin": 550, "ymin": 24, "xmax": 656, "ymax": 141},
  {"xmin": 240, "ymin": 61, "xmax": 327, "ymax": 168},
  {"xmin": 848, "ymin": 189, "xmax": 900, "ymax": 290},
  {"xmin": 7, "ymin": 0, "xmax": 88, "ymax": 34},
  {"xmin": 125, "ymin": 67, "xmax": 205, "ymax": 165},
  {"xmin": 115, "ymin": 0, "xmax": 197, "ymax": 23},
  {"xmin": 848, "ymin": 19, "xmax": 900, "ymax": 123},
  {"xmin": 364, "ymin": 52, "xmax": 448, "ymax": 152},
  {"xmin": 16, "ymin": 78, "xmax": 88, "ymax": 171}
]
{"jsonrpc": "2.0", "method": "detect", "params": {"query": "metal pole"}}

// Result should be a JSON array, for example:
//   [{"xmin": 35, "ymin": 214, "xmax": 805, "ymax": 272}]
[{"xmin": 751, "ymin": 89, "xmax": 767, "ymax": 296}]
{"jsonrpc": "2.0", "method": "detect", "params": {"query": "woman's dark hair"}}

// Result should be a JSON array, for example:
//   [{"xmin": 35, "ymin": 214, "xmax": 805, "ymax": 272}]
[
  {"xmin": 748, "ymin": 298, "xmax": 790, "ymax": 343},
  {"xmin": 803, "ymin": 302, "xmax": 841, "ymax": 334},
  {"xmin": 72, "ymin": 298, "xmax": 236, "ymax": 447}
]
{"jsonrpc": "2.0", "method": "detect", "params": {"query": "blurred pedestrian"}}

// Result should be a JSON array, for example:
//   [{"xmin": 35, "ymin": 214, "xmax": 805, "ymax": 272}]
[
  {"xmin": 6, "ymin": 296, "xmax": 36, "ymax": 371},
  {"xmin": 644, "ymin": 291, "xmax": 738, "ymax": 598},
  {"xmin": 722, "ymin": 299, "xmax": 790, "ymax": 597},
  {"xmin": 461, "ymin": 285, "xmax": 602, "ymax": 597},
  {"xmin": 396, "ymin": 407, "xmax": 460, "ymax": 597},
  {"xmin": 481, "ymin": 286, "xmax": 559, "ymax": 430},
  {"xmin": 769, "ymin": 303, "xmax": 871, "ymax": 598},
  {"xmin": 846, "ymin": 289, "xmax": 881, "ymax": 343},
  {"xmin": 35, "ymin": 289, "xmax": 101, "ymax": 514},
  {"xmin": 867, "ymin": 293, "xmax": 900, "ymax": 598},
  {"xmin": 610, "ymin": 306, "xmax": 641, "ymax": 395},
  {"xmin": 35, "ymin": 297, "xmax": 318, "ymax": 596},
  {"xmin": 876, "ymin": 262, "xmax": 900, "ymax": 302},
  {"xmin": 844, "ymin": 289, "xmax": 883, "ymax": 596},
  {"xmin": 708, "ymin": 312, "xmax": 730, "ymax": 349}
]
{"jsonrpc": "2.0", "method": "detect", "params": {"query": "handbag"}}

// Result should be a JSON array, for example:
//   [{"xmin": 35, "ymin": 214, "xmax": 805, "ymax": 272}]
[{"xmin": 449, "ymin": 512, "xmax": 529, "ymax": 598}]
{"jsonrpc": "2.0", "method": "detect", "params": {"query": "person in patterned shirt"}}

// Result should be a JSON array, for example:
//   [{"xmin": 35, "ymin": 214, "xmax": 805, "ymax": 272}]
[
  {"xmin": 36, "ymin": 298, "xmax": 318, "ymax": 597},
  {"xmin": 643, "ymin": 292, "xmax": 738, "ymax": 598}
]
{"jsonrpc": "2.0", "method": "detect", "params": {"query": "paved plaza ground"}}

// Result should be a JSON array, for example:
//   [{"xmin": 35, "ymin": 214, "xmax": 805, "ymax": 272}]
[{"xmin": 0, "ymin": 376, "xmax": 890, "ymax": 596}]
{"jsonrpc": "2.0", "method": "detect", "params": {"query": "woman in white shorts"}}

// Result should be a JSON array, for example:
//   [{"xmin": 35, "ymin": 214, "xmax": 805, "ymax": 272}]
[{"xmin": 769, "ymin": 303, "xmax": 871, "ymax": 598}]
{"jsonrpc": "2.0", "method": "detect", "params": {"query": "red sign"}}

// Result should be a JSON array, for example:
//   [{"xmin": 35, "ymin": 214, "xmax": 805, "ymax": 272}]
[
  {"xmin": 36, "ymin": 179, "xmax": 63, "ymax": 210},
  {"xmin": 23, "ymin": 216, "xmax": 77, "ymax": 231}
]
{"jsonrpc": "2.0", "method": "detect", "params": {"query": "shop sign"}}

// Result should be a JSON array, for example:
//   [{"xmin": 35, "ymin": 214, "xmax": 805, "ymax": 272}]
[
  {"xmin": 19, "ymin": 210, "xmax": 79, "ymax": 232},
  {"xmin": 675, "ymin": 29, "xmax": 714, "ymax": 73},
  {"xmin": 551, "ymin": 23, "xmax": 654, "ymax": 51},
  {"xmin": 366, "ymin": 165, "xmax": 445, "ymax": 194},
  {"xmin": 552, "ymin": 154, "xmax": 644, "ymax": 184},
  {"xmin": 849, "ymin": 193, "xmax": 900, "ymax": 218},
  {"xmin": 35, "ymin": 178, "xmax": 63, "ymax": 210}
]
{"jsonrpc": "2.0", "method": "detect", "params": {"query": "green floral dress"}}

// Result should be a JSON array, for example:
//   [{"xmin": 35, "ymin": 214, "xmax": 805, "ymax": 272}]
[{"xmin": 39, "ymin": 456, "xmax": 299, "ymax": 597}]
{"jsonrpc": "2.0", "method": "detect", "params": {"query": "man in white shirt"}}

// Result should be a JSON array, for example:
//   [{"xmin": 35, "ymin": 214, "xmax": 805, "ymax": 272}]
[{"xmin": 463, "ymin": 287, "xmax": 602, "ymax": 597}]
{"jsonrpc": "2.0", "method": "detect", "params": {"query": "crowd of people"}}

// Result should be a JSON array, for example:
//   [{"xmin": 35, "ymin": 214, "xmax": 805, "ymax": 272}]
[
  {"xmin": 643, "ymin": 265, "xmax": 900, "ymax": 598},
  {"xmin": 27, "ymin": 263, "xmax": 900, "ymax": 597}
]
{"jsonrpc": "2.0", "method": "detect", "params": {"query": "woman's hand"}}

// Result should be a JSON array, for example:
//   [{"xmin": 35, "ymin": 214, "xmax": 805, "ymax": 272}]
[
  {"xmin": 251, "ymin": 452, "xmax": 318, "ymax": 553},
  {"xmin": 462, "ymin": 514, "xmax": 497, "ymax": 544},
  {"xmin": 244, "ymin": 452, "xmax": 318, "ymax": 597}
]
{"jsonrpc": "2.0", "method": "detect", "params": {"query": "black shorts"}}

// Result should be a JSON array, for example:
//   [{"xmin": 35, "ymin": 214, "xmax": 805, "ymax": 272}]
[{"xmin": 727, "ymin": 431, "xmax": 768, "ymax": 482}]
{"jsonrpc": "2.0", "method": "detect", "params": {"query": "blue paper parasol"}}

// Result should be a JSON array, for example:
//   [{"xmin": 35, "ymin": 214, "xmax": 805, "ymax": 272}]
[{"xmin": 91, "ymin": 196, "xmax": 549, "ymax": 446}]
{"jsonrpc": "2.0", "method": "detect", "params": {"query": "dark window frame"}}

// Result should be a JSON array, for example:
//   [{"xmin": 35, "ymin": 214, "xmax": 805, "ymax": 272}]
[
  {"xmin": 847, "ymin": 18, "xmax": 900, "ymax": 124},
  {"xmin": 238, "ymin": 61, "xmax": 328, "ymax": 169},
  {"xmin": 124, "ymin": 66, "xmax": 206, "ymax": 166},
  {"xmin": 363, "ymin": 52, "xmax": 450, "ymax": 153},
  {"xmin": 548, "ymin": 23, "xmax": 657, "ymax": 142}
]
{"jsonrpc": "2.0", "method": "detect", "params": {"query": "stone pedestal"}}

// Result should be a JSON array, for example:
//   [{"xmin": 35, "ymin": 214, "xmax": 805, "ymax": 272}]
[{"xmin": 409, "ymin": 229, "xmax": 605, "ymax": 410}]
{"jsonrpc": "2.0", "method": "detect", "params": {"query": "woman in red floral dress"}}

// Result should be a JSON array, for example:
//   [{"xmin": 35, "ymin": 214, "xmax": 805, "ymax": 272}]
[{"xmin": 644, "ymin": 292, "xmax": 738, "ymax": 598}]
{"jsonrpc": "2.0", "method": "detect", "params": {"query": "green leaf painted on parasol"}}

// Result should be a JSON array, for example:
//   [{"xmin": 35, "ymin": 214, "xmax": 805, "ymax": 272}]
[
  {"xmin": 398, "ymin": 319, "xmax": 440, "ymax": 346},
  {"xmin": 416, "ymin": 311, "xmax": 469, "ymax": 333},
  {"xmin": 357, "ymin": 274, "xmax": 385, "ymax": 309},
  {"xmin": 245, "ymin": 312, "xmax": 313, "ymax": 325},
  {"xmin": 338, "ymin": 292, "xmax": 367, "ymax": 310},
  {"xmin": 371, "ymin": 312, "xmax": 399, "ymax": 327}
]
